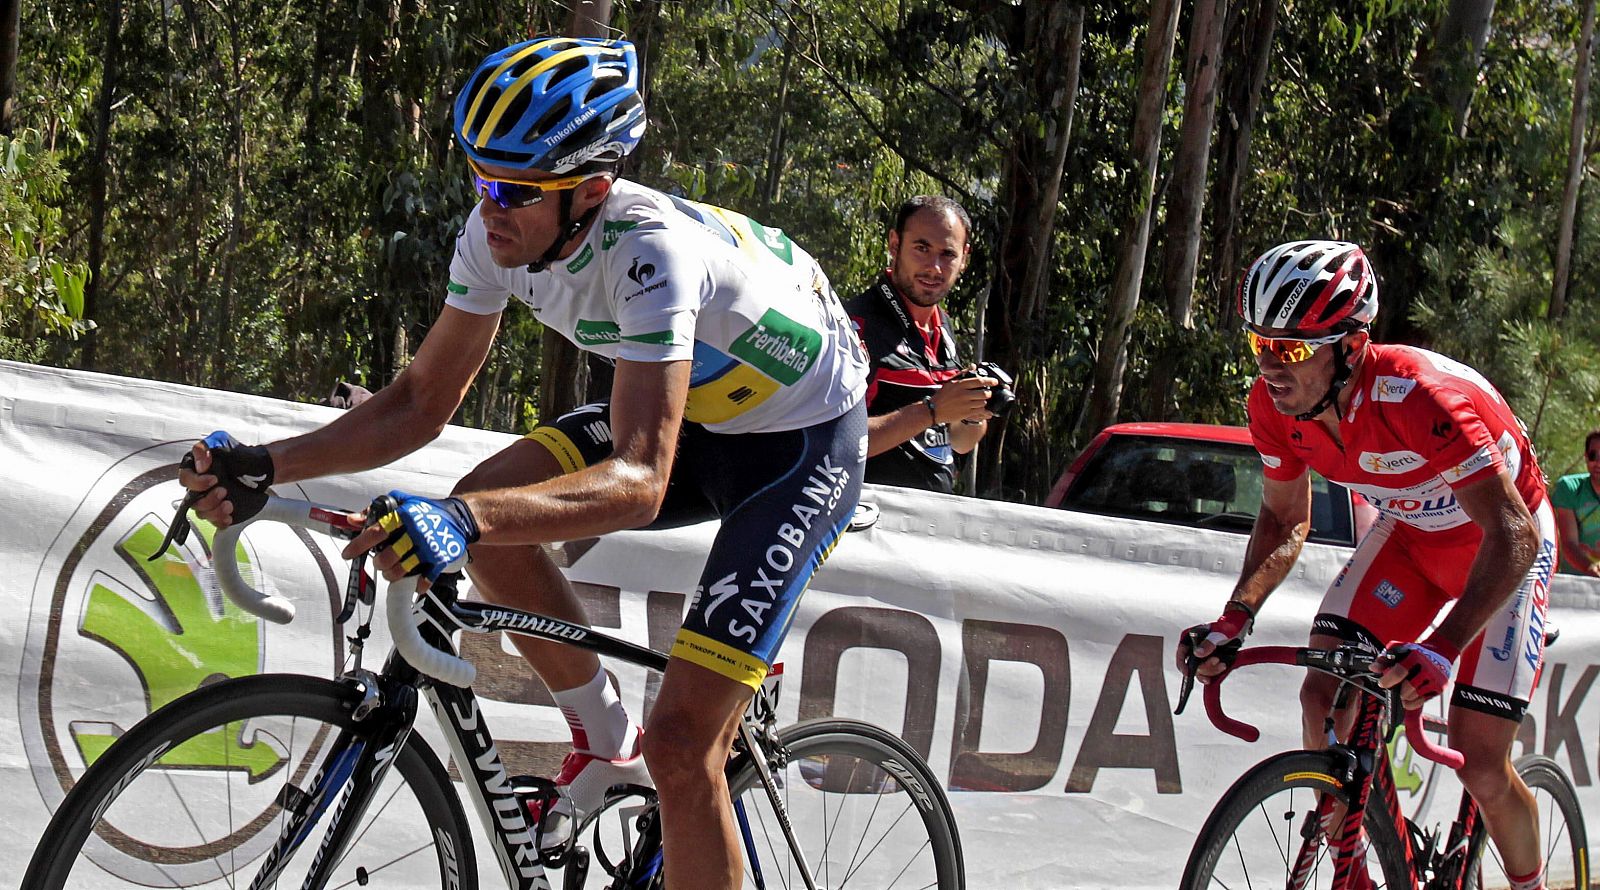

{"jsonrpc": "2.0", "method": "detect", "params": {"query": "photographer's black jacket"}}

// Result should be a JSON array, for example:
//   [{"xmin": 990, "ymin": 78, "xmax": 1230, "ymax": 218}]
[{"xmin": 845, "ymin": 273, "xmax": 964, "ymax": 493}]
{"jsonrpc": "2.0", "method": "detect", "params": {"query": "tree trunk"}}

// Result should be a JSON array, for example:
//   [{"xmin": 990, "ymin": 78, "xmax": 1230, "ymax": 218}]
[
  {"xmin": 1373, "ymin": 0, "xmax": 1497, "ymax": 343},
  {"xmin": 760, "ymin": 18, "xmax": 799, "ymax": 212},
  {"xmin": 977, "ymin": 2, "xmax": 1084, "ymax": 499},
  {"xmin": 1552, "ymin": 0, "xmax": 1596, "ymax": 319},
  {"xmin": 537, "ymin": 0, "xmax": 614, "ymax": 422},
  {"xmin": 1424, "ymin": 0, "xmax": 1497, "ymax": 137},
  {"xmin": 567, "ymin": 0, "xmax": 612, "ymax": 36},
  {"xmin": 0, "ymin": 0, "xmax": 20, "ymax": 135},
  {"xmin": 1207, "ymin": 0, "xmax": 1277, "ymax": 315},
  {"xmin": 82, "ymin": 0, "xmax": 123, "ymax": 372},
  {"xmin": 215, "ymin": 9, "xmax": 245, "ymax": 391},
  {"xmin": 1077, "ymin": 0, "xmax": 1181, "ymax": 439},
  {"xmin": 1159, "ymin": 0, "xmax": 1228, "ymax": 328}
]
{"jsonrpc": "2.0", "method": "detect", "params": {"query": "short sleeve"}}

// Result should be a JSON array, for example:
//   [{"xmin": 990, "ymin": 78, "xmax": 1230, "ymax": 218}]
[
  {"xmin": 443, "ymin": 207, "xmax": 513, "ymax": 316},
  {"xmin": 1411, "ymin": 385, "xmax": 1505, "ymax": 489},
  {"xmin": 1247, "ymin": 380, "xmax": 1306, "ymax": 482},
  {"xmin": 607, "ymin": 228, "xmax": 706, "ymax": 362}
]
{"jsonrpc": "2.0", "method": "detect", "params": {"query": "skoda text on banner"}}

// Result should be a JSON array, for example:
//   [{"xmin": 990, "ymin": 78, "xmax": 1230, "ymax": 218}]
[{"xmin": 4, "ymin": 359, "xmax": 1600, "ymax": 889}]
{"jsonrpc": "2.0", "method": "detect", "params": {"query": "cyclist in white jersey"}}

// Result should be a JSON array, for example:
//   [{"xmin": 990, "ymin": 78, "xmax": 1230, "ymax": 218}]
[{"xmin": 180, "ymin": 37, "xmax": 868, "ymax": 889}]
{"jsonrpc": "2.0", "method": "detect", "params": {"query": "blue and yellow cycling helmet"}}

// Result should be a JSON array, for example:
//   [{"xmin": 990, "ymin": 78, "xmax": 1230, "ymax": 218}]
[{"xmin": 453, "ymin": 37, "xmax": 645, "ymax": 174}]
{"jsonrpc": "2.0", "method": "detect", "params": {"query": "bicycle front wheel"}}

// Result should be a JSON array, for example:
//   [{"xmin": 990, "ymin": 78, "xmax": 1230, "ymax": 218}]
[
  {"xmin": 1181, "ymin": 749, "xmax": 1411, "ymax": 889},
  {"xmin": 1465, "ymin": 754, "xmax": 1590, "ymax": 890},
  {"xmin": 727, "ymin": 718, "xmax": 964, "ymax": 890},
  {"xmin": 23, "ymin": 673, "xmax": 476, "ymax": 890}
]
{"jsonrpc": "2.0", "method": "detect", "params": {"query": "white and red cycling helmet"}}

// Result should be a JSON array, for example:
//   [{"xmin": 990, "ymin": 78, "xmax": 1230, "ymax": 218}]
[{"xmin": 1238, "ymin": 240, "xmax": 1377, "ymax": 334}]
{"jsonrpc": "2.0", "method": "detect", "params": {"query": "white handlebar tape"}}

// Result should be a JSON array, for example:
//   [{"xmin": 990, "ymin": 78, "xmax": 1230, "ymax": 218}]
[
  {"xmin": 210, "ymin": 495, "xmax": 343, "ymax": 625},
  {"xmin": 385, "ymin": 576, "xmax": 477, "ymax": 687},
  {"xmin": 212, "ymin": 519, "xmax": 297, "ymax": 625}
]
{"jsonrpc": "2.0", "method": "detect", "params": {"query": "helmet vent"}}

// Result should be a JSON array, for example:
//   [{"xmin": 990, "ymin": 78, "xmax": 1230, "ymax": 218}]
[{"xmin": 549, "ymin": 57, "xmax": 590, "ymax": 89}]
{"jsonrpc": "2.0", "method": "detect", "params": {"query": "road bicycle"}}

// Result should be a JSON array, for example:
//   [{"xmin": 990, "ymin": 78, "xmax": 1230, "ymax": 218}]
[
  {"xmin": 23, "ymin": 492, "xmax": 964, "ymax": 890},
  {"xmin": 1178, "ymin": 644, "xmax": 1589, "ymax": 890}
]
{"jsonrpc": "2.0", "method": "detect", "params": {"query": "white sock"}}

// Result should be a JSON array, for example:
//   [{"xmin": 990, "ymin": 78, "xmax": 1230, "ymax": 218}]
[{"xmin": 551, "ymin": 667, "xmax": 638, "ymax": 759}]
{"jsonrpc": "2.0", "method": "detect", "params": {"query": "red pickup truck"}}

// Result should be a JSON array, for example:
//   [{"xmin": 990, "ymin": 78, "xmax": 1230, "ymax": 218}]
[{"xmin": 1045, "ymin": 422, "xmax": 1376, "ymax": 548}]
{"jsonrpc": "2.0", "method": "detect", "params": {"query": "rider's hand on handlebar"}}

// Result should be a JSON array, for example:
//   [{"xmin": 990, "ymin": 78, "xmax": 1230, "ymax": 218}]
[
  {"xmin": 341, "ymin": 491, "xmax": 480, "ymax": 591},
  {"xmin": 1372, "ymin": 638, "xmax": 1459, "ymax": 710},
  {"xmin": 178, "ymin": 431, "xmax": 276, "ymax": 527},
  {"xmin": 1176, "ymin": 603, "xmax": 1253, "ymax": 684}
]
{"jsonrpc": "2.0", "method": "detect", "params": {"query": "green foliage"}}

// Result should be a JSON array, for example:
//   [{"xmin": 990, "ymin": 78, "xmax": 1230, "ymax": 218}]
[
  {"xmin": 1414, "ymin": 204, "xmax": 1600, "ymax": 475},
  {"xmin": 12, "ymin": 0, "xmax": 1600, "ymax": 501},
  {"xmin": 0, "ymin": 130, "xmax": 92, "ymax": 361}
]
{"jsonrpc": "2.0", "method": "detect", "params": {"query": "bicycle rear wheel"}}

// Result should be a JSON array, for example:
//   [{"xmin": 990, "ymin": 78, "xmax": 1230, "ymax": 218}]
[
  {"xmin": 1465, "ymin": 754, "xmax": 1590, "ymax": 890},
  {"xmin": 1181, "ymin": 749, "xmax": 1411, "ymax": 889},
  {"xmin": 23, "ymin": 673, "xmax": 476, "ymax": 890},
  {"xmin": 726, "ymin": 718, "xmax": 964, "ymax": 890}
]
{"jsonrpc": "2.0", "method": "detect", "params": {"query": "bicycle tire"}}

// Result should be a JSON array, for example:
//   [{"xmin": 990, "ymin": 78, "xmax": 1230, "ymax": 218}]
[
  {"xmin": 1464, "ymin": 754, "xmax": 1590, "ymax": 890},
  {"xmin": 725, "ymin": 717, "xmax": 964, "ymax": 890},
  {"xmin": 1181, "ymin": 749, "xmax": 1412, "ymax": 889},
  {"xmin": 23, "ymin": 673, "xmax": 477, "ymax": 890}
]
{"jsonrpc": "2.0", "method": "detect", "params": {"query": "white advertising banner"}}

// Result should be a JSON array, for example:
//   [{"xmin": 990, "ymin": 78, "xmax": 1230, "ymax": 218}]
[{"xmin": 4, "ymin": 359, "xmax": 1600, "ymax": 888}]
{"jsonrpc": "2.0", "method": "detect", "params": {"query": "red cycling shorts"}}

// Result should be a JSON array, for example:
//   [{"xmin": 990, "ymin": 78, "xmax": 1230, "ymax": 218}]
[{"xmin": 1312, "ymin": 500, "xmax": 1556, "ymax": 722}]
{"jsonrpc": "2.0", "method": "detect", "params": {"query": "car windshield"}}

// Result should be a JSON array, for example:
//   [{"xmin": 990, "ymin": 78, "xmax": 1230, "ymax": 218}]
[{"xmin": 1062, "ymin": 435, "xmax": 1356, "ymax": 546}]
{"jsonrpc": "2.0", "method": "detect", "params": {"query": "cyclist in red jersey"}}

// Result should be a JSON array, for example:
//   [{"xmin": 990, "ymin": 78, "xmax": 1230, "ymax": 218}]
[{"xmin": 1177, "ymin": 241, "xmax": 1557, "ymax": 890}]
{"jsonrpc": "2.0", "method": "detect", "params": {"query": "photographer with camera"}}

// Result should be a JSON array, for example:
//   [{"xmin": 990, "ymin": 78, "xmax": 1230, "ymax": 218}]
[{"xmin": 846, "ymin": 195, "xmax": 1008, "ymax": 493}]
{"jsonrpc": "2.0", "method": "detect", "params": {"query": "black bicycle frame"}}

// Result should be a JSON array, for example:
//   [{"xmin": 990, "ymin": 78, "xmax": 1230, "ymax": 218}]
[
  {"xmin": 249, "ymin": 572, "xmax": 677, "ymax": 890},
  {"xmin": 419, "ymin": 577, "xmax": 675, "ymax": 889},
  {"xmin": 1298, "ymin": 681, "xmax": 1494, "ymax": 890}
]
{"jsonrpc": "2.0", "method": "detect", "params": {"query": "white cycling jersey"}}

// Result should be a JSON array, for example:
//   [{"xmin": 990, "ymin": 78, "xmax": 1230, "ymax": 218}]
[{"xmin": 446, "ymin": 179, "xmax": 867, "ymax": 434}]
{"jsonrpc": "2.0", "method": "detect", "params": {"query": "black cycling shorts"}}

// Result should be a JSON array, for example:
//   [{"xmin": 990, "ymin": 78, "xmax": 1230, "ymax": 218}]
[{"xmin": 526, "ymin": 401, "xmax": 867, "ymax": 689}]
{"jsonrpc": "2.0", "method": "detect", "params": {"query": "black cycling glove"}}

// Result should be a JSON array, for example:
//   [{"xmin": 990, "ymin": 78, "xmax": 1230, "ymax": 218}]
[{"xmin": 190, "ymin": 430, "xmax": 276, "ymax": 523}]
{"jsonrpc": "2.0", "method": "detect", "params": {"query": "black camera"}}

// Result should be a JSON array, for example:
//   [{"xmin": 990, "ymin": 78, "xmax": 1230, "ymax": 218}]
[{"xmin": 957, "ymin": 362, "xmax": 1016, "ymax": 417}]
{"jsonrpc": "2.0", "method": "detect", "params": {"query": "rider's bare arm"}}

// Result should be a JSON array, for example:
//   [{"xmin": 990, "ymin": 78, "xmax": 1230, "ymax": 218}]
[
  {"xmin": 458, "ymin": 357, "xmax": 691, "ymax": 544},
  {"xmin": 1425, "ymin": 468, "xmax": 1539, "ymax": 652},
  {"xmin": 1179, "ymin": 470, "xmax": 1314, "ymax": 677},
  {"xmin": 183, "ymin": 306, "xmax": 502, "ymax": 525},
  {"xmin": 269, "ymin": 306, "xmax": 502, "ymax": 484},
  {"xmin": 1231, "ymin": 469, "xmax": 1315, "ymax": 612}
]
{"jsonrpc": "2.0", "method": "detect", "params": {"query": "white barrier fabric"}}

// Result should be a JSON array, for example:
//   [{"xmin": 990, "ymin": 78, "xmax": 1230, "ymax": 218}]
[{"xmin": 5, "ymin": 358, "xmax": 1600, "ymax": 889}]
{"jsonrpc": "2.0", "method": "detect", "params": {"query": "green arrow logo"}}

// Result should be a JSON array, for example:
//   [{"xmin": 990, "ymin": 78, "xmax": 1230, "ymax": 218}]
[{"xmin": 72, "ymin": 515, "xmax": 283, "ymax": 781}]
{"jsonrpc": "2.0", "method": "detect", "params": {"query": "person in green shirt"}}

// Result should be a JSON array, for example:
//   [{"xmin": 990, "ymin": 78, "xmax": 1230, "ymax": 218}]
[{"xmin": 1552, "ymin": 429, "xmax": 1600, "ymax": 576}]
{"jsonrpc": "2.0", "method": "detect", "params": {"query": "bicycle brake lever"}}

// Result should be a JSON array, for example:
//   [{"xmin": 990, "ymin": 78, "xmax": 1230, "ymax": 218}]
[
  {"xmin": 149, "ymin": 488, "xmax": 204, "ymax": 561},
  {"xmin": 1175, "ymin": 660, "xmax": 1198, "ymax": 715},
  {"xmin": 1175, "ymin": 627, "xmax": 1206, "ymax": 715}
]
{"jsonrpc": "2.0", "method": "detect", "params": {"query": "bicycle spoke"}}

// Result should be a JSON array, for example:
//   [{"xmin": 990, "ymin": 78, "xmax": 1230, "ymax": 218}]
[{"xmin": 327, "ymin": 841, "xmax": 438, "ymax": 889}]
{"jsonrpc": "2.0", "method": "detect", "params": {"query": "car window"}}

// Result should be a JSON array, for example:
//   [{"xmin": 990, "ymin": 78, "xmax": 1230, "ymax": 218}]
[{"xmin": 1061, "ymin": 435, "xmax": 1356, "ymax": 546}]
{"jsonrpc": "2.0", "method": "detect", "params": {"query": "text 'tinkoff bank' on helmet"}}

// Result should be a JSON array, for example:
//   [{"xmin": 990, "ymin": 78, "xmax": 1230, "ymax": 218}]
[
  {"xmin": 1238, "ymin": 240, "xmax": 1379, "ymax": 335},
  {"xmin": 454, "ymin": 37, "xmax": 646, "ymax": 174}
]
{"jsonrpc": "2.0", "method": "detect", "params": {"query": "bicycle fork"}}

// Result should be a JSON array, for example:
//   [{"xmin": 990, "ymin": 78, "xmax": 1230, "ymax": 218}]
[
  {"xmin": 248, "ymin": 681, "xmax": 421, "ymax": 890},
  {"xmin": 735, "ymin": 721, "xmax": 820, "ymax": 890}
]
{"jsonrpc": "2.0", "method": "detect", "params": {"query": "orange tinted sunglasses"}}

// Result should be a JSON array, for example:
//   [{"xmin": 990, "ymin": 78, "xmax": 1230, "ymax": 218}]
[
  {"xmin": 1245, "ymin": 329, "xmax": 1344, "ymax": 364},
  {"xmin": 467, "ymin": 158, "xmax": 602, "ymax": 209}
]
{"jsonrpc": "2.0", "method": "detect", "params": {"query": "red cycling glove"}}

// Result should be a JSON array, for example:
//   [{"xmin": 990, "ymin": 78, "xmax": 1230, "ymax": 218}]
[
  {"xmin": 1181, "ymin": 602, "xmax": 1254, "ymax": 667},
  {"xmin": 1378, "ymin": 638, "xmax": 1461, "ymax": 703}
]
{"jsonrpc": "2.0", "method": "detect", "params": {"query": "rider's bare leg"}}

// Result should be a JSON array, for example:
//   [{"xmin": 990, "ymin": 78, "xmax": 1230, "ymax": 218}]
[
  {"xmin": 643, "ymin": 659, "xmax": 751, "ymax": 890},
  {"xmin": 1299, "ymin": 633, "xmax": 1358, "ymax": 749},
  {"xmin": 1451, "ymin": 705, "xmax": 1540, "ymax": 879},
  {"xmin": 452, "ymin": 437, "xmax": 601, "ymax": 693}
]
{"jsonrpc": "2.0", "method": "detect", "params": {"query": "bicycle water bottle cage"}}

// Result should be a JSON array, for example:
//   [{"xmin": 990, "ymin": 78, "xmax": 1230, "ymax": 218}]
[
  {"xmin": 592, "ymin": 794, "xmax": 662, "ymax": 884},
  {"xmin": 509, "ymin": 774, "xmax": 566, "ymax": 862}
]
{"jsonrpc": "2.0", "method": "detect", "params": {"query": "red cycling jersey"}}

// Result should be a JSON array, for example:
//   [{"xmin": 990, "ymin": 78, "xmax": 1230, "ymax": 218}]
[{"xmin": 1249, "ymin": 343, "xmax": 1547, "ymax": 539}]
